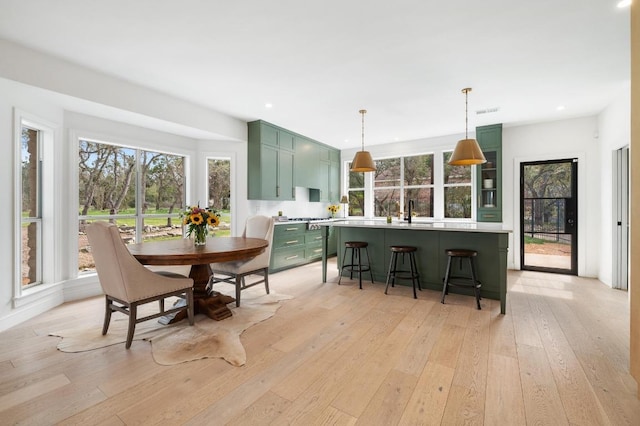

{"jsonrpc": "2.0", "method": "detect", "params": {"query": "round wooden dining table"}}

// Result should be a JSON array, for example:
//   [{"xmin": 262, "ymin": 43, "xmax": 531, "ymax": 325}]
[{"xmin": 128, "ymin": 237, "xmax": 268, "ymax": 320}]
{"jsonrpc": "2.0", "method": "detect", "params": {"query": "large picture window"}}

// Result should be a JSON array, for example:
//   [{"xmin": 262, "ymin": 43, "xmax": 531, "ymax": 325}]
[
  {"xmin": 78, "ymin": 139, "xmax": 185, "ymax": 272},
  {"xmin": 345, "ymin": 151, "xmax": 473, "ymax": 220}
]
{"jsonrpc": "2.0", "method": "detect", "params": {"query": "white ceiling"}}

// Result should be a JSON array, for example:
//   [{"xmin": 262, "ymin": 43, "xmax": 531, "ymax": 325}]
[{"xmin": 0, "ymin": 0, "xmax": 630, "ymax": 148}]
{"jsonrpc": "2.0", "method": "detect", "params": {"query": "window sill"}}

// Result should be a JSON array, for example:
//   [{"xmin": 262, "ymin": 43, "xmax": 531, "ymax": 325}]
[{"xmin": 13, "ymin": 281, "xmax": 64, "ymax": 309}]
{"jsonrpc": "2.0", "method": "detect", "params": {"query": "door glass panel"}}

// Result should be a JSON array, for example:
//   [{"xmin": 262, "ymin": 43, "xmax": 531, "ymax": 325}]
[{"xmin": 521, "ymin": 160, "xmax": 577, "ymax": 274}]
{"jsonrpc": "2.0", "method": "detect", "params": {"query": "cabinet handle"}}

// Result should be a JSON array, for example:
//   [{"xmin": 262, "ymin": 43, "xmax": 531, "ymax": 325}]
[
  {"xmin": 285, "ymin": 240, "xmax": 299, "ymax": 244},
  {"xmin": 314, "ymin": 236, "xmax": 323, "ymax": 240},
  {"xmin": 285, "ymin": 227, "xmax": 299, "ymax": 231},
  {"xmin": 285, "ymin": 255, "xmax": 299, "ymax": 260},
  {"xmin": 484, "ymin": 214, "xmax": 496, "ymax": 218},
  {"xmin": 313, "ymin": 248, "xmax": 322, "ymax": 253}
]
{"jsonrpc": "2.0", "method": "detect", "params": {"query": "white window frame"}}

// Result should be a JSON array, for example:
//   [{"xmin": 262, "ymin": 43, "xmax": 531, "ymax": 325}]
[
  {"xmin": 345, "ymin": 149, "xmax": 477, "ymax": 221},
  {"xmin": 13, "ymin": 109, "xmax": 59, "ymax": 303},
  {"xmin": 73, "ymin": 132, "xmax": 190, "ymax": 275}
]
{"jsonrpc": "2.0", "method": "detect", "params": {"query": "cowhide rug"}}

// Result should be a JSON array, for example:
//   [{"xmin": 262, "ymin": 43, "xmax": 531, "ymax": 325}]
[{"xmin": 49, "ymin": 290, "xmax": 291, "ymax": 366}]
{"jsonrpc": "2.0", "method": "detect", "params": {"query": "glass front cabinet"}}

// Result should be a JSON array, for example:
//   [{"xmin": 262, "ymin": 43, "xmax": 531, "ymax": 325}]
[{"xmin": 476, "ymin": 124, "xmax": 502, "ymax": 222}]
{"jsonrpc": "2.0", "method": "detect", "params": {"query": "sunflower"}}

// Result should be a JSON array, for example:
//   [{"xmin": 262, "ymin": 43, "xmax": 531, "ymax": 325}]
[
  {"xmin": 207, "ymin": 215, "xmax": 220, "ymax": 227},
  {"xmin": 190, "ymin": 213, "xmax": 204, "ymax": 225}
]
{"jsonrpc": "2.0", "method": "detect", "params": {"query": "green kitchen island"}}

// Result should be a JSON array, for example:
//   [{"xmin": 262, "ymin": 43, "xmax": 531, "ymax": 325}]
[{"xmin": 321, "ymin": 220, "xmax": 511, "ymax": 314}]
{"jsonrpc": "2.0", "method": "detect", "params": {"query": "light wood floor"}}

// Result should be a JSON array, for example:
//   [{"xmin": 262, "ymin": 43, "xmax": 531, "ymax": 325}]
[{"xmin": 1, "ymin": 258, "xmax": 639, "ymax": 425}]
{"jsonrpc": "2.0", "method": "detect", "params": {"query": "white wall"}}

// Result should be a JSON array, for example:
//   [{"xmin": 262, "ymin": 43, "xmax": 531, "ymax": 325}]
[
  {"xmin": 0, "ymin": 41, "xmax": 250, "ymax": 331},
  {"xmin": 597, "ymin": 86, "xmax": 631, "ymax": 286},
  {"xmin": 342, "ymin": 116, "xmax": 604, "ymax": 275},
  {"xmin": 504, "ymin": 117, "xmax": 600, "ymax": 277}
]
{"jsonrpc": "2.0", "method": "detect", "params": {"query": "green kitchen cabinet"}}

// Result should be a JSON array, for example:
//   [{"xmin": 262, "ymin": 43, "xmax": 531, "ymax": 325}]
[
  {"xmin": 476, "ymin": 124, "xmax": 502, "ymax": 222},
  {"xmin": 248, "ymin": 120, "xmax": 295, "ymax": 201},
  {"xmin": 294, "ymin": 136, "xmax": 319, "ymax": 188},
  {"xmin": 270, "ymin": 223, "xmax": 336, "ymax": 272},
  {"xmin": 249, "ymin": 119, "xmax": 340, "ymax": 201}
]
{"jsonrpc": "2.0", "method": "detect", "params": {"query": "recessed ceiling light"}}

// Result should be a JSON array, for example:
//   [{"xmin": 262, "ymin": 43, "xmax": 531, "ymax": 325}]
[
  {"xmin": 265, "ymin": 103, "xmax": 273, "ymax": 108},
  {"xmin": 556, "ymin": 105, "xmax": 566, "ymax": 111},
  {"xmin": 617, "ymin": 0, "xmax": 631, "ymax": 8}
]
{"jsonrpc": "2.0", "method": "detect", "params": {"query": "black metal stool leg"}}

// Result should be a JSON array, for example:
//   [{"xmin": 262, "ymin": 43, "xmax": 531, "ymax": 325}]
[
  {"xmin": 339, "ymin": 246, "xmax": 348, "ymax": 285},
  {"xmin": 409, "ymin": 253, "xmax": 417, "ymax": 299},
  {"xmin": 356, "ymin": 248, "xmax": 363, "ymax": 289},
  {"xmin": 469, "ymin": 257, "xmax": 481, "ymax": 310},
  {"xmin": 441, "ymin": 256, "xmax": 452, "ymax": 304},
  {"xmin": 364, "ymin": 247, "xmax": 374, "ymax": 283},
  {"xmin": 411, "ymin": 252, "xmax": 422, "ymax": 291},
  {"xmin": 385, "ymin": 252, "xmax": 395, "ymax": 295}
]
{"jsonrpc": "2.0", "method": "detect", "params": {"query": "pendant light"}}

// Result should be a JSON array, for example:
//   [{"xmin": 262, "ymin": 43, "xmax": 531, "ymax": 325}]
[
  {"xmin": 448, "ymin": 88, "xmax": 487, "ymax": 166},
  {"xmin": 350, "ymin": 109, "xmax": 376, "ymax": 172}
]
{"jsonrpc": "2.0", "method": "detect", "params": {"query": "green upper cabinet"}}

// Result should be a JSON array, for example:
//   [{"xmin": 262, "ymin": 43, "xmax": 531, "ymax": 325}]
[
  {"xmin": 294, "ymin": 136, "xmax": 319, "ymax": 188},
  {"xmin": 249, "ymin": 120, "xmax": 340, "ymax": 202},
  {"xmin": 476, "ymin": 123, "xmax": 502, "ymax": 222},
  {"xmin": 248, "ymin": 120, "xmax": 295, "ymax": 201}
]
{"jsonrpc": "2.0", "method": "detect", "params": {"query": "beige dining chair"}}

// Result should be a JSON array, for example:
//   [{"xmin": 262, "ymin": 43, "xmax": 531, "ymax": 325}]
[
  {"xmin": 209, "ymin": 215, "xmax": 274, "ymax": 307},
  {"xmin": 86, "ymin": 221, "xmax": 195, "ymax": 349}
]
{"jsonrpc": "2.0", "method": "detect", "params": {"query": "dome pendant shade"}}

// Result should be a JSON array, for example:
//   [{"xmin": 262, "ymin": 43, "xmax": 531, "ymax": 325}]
[
  {"xmin": 351, "ymin": 150, "xmax": 376, "ymax": 172},
  {"xmin": 448, "ymin": 87, "xmax": 487, "ymax": 166},
  {"xmin": 449, "ymin": 138, "xmax": 487, "ymax": 165},
  {"xmin": 350, "ymin": 109, "xmax": 376, "ymax": 172}
]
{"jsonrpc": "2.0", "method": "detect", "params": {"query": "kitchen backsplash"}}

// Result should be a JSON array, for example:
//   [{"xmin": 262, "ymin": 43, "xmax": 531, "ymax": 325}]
[{"xmin": 248, "ymin": 187, "xmax": 338, "ymax": 218}]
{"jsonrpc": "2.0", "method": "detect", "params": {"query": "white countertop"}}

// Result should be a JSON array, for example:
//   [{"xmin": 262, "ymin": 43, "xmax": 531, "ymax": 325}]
[{"xmin": 323, "ymin": 219, "xmax": 512, "ymax": 233}]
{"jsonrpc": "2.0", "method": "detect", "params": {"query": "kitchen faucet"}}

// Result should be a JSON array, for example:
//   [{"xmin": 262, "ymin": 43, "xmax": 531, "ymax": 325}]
[{"xmin": 405, "ymin": 200, "xmax": 414, "ymax": 224}]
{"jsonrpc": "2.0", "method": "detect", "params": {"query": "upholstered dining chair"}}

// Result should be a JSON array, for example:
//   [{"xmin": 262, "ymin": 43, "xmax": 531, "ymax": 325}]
[
  {"xmin": 208, "ymin": 215, "xmax": 274, "ymax": 307},
  {"xmin": 86, "ymin": 221, "xmax": 195, "ymax": 349}
]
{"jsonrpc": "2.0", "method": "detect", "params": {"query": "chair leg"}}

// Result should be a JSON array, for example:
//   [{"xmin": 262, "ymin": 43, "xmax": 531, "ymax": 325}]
[
  {"xmin": 102, "ymin": 295, "xmax": 112, "ymax": 335},
  {"xmin": 125, "ymin": 302, "xmax": 137, "ymax": 349},
  {"xmin": 186, "ymin": 289, "xmax": 195, "ymax": 326},
  {"xmin": 350, "ymin": 248, "xmax": 355, "ymax": 280},
  {"xmin": 263, "ymin": 268, "xmax": 270, "ymax": 294}
]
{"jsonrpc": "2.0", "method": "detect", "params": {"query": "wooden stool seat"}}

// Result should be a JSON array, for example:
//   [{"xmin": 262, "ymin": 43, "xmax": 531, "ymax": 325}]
[
  {"xmin": 339, "ymin": 241, "xmax": 373, "ymax": 289},
  {"xmin": 441, "ymin": 248, "xmax": 481, "ymax": 309},
  {"xmin": 385, "ymin": 245, "xmax": 421, "ymax": 299}
]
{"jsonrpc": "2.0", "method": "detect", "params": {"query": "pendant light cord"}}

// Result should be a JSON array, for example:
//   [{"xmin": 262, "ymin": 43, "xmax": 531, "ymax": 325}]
[
  {"xmin": 359, "ymin": 109, "xmax": 367, "ymax": 151},
  {"xmin": 462, "ymin": 88, "xmax": 471, "ymax": 139}
]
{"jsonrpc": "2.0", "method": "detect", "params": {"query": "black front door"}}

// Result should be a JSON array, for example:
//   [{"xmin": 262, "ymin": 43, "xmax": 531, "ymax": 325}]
[{"xmin": 520, "ymin": 159, "xmax": 578, "ymax": 275}]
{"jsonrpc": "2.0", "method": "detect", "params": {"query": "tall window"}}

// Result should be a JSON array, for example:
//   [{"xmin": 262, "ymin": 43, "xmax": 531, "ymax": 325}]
[
  {"xmin": 78, "ymin": 139, "xmax": 185, "ymax": 272},
  {"xmin": 374, "ymin": 158, "xmax": 401, "ymax": 216},
  {"xmin": 207, "ymin": 158, "xmax": 231, "ymax": 237},
  {"xmin": 443, "ymin": 151, "xmax": 472, "ymax": 218},
  {"xmin": 404, "ymin": 154, "xmax": 434, "ymax": 218},
  {"xmin": 21, "ymin": 125, "xmax": 42, "ymax": 287},
  {"xmin": 347, "ymin": 163, "xmax": 364, "ymax": 216}
]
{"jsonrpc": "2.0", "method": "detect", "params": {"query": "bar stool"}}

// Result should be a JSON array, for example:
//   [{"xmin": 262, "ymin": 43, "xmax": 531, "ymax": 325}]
[
  {"xmin": 441, "ymin": 249, "xmax": 482, "ymax": 310},
  {"xmin": 385, "ymin": 246, "xmax": 421, "ymax": 299},
  {"xmin": 338, "ymin": 241, "xmax": 373, "ymax": 289}
]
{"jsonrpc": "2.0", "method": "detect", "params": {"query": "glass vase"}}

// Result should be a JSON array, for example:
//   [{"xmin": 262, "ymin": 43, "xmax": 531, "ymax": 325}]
[{"xmin": 192, "ymin": 226, "xmax": 208, "ymax": 246}]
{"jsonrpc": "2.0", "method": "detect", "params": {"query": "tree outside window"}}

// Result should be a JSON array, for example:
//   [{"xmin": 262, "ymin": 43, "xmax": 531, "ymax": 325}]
[
  {"xmin": 78, "ymin": 140, "xmax": 185, "ymax": 272},
  {"xmin": 443, "ymin": 151, "xmax": 472, "ymax": 218}
]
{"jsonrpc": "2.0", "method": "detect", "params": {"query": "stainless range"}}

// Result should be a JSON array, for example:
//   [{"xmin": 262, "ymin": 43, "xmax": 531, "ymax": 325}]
[{"xmin": 287, "ymin": 217, "xmax": 331, "ymax": 230}]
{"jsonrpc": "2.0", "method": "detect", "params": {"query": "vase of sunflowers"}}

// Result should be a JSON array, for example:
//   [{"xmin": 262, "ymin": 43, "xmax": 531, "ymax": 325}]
[
  {"xmin": 181, "ymin": 205, "xmax": 220, "ymax": 246},
  {"xmin": 327, "ymin": 204, "xmax": 340, "ymax": 218}
]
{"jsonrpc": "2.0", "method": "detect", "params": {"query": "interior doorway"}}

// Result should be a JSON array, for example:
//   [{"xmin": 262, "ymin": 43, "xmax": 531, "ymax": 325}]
[
  {"xmin": 613, "ymin": 146, "xmax": 629, "ymax": 290},
  {"xmin": 520, "ymin": 159, "xmax": 578, "ymax": 275}
]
